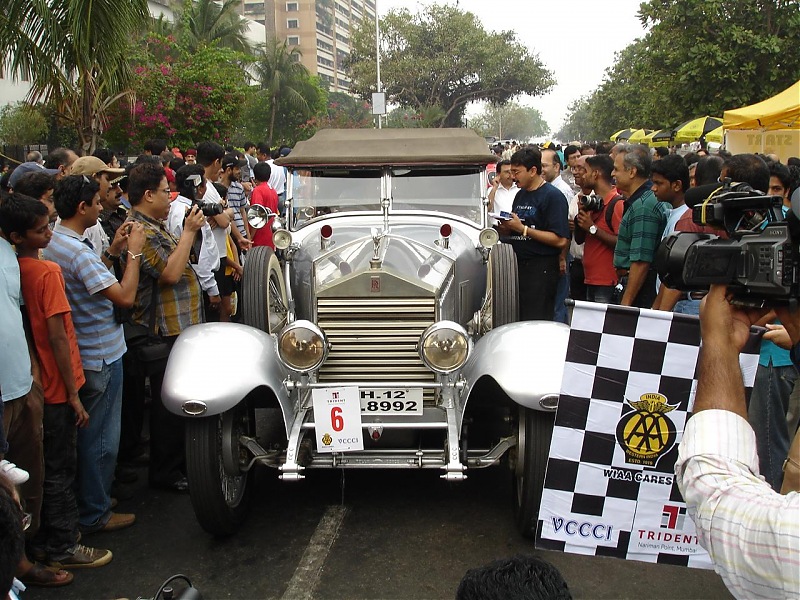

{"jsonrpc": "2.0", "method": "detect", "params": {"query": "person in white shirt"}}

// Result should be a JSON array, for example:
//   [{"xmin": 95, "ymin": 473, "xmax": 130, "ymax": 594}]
[
  {"xmin": 166, "ymin": 165, "xmax": 220, "ymax": 310},
  {"xmin": 676, "ymin": 285, "xmax": 800, "ymax": 599},
  {"xmin": 487, "ymin": 160, "xmax": 517, "ymax": 225}
]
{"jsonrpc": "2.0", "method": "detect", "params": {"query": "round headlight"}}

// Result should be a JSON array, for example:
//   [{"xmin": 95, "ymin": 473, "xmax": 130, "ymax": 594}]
[
  {"xmin": 273, "ymin": 229, "xmax": 293, "ymax": 250},
  {"xmin": 278, "ymin": 321, "xmax": 328, "ymax": 372},
  {"xmin": 479, "ymin": 227, "xmax": 499, "ymax": 248},
  {"xmin": 419, "ymin": 321, "xmax": 471, "ymax": 374}
]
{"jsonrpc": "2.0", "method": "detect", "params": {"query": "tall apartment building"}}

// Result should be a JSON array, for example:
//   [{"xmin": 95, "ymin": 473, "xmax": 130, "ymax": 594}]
[{"xmin": 242, "ymin": 0, "xmax": 375, "ymax": 94}]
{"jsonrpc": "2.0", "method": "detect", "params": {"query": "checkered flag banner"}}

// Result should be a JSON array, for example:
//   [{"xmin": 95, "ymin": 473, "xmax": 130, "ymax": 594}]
[{"xmin": 536, "ymin": 301, "xmax": 762, "ymax": 568}]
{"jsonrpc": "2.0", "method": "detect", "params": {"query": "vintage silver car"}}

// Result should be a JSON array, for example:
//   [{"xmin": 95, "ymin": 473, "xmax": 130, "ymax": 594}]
[{"xmin": 162, "ymin": 129, "xmax": 569, "ymax": 537}]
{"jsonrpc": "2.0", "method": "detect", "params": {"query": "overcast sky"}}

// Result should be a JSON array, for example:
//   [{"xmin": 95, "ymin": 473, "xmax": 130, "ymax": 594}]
[{"xmin": 377, "ymin": 0, "xmax": 649, "ymax": 136}]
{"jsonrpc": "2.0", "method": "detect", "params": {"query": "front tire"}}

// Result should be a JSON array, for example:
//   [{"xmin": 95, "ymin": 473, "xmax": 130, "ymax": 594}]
[
  {"xmin": 186, "ymin": 403, "xmax": 253, "ymax": 536},
  {"xmin": 512, "ymin": 406, "xmax": 554, "ymax": 538},
  {"xmin": 242, "ymin": 246, "xmax": 287, "ymax": 334},
  {"xmin": 488, "ymin": 243, "xmax": 519, "ymax": 328}
]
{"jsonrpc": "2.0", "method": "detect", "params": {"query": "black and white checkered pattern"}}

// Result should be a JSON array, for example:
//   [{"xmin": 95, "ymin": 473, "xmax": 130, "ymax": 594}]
[{"xmin": 536, "ymin": 301, "xmax": 761, "ymax": 569}]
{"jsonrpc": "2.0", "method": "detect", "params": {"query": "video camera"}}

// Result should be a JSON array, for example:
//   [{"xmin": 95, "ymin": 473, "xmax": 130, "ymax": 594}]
[{"xmin": 654, "ymin": 180, "xmax": 799, "ymax": 307}]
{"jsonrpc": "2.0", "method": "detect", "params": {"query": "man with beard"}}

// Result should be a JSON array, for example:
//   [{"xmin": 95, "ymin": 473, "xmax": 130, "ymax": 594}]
[{"xmin": 574, "ymin": 154, "xmax": 625, "ymax": 303}]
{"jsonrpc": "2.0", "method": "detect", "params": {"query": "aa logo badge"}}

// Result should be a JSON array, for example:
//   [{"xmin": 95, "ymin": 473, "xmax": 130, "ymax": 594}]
[
  {"xmin": 322, "ymin": 433, "xmax": 333, "ymax": 446},
  {"xmin": 615, "ymin": 393, "xmax": 678, "ymax": 467}
]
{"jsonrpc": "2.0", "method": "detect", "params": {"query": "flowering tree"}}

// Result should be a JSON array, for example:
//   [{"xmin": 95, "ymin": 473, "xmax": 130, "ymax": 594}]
[{"xmin": 105, "ymin": 36, "xmax": 250, "ymax": 151}]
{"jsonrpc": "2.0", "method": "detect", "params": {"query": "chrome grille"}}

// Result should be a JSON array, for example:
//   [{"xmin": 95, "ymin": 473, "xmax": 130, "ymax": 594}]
[{"xmin": 317, "ymin": 298, "xmax": 437, "ymax": 401}]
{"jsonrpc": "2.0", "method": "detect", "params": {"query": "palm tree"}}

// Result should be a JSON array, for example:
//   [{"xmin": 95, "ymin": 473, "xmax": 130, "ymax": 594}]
[
  {"xmin": 176, "ymin": 0, "xmax": 253, "ymax": 54},
  {"xmin": 0, "ymin": 0, "xmax": 150, "ymax": 153},
  {"xmin": 254, "ymin": 41, "xmax": 313, "ymax": 144}
]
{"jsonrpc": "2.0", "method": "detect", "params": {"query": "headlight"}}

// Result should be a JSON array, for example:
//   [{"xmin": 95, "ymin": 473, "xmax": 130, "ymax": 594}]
[
  {"xmin": 418, "ymin": 321, "xmax": 471, "ymax": 373},
  {"xmin": 273, "ymin": 229, "xmax": 293, "ymax": 250},
  {"xmin": 278, "ymin": 321, "xmax": 328, "ymax": 372}
]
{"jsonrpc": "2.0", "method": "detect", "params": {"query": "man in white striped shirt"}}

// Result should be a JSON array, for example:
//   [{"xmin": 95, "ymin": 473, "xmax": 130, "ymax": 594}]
[{"xmin": 676, "ymin": 284, "xmax": 799, "ymax": 599}]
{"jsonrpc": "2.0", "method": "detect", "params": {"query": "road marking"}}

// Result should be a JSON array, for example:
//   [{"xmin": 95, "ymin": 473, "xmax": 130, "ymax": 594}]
[{"xmin": 282, "ymin": 505, "xmax": 348, "ymax": 600}]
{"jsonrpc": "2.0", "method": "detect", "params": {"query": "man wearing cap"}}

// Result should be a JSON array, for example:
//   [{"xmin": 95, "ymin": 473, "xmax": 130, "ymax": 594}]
[
  {"xmin": 184, "ymin": 149, "xmax": 197, "ymax": 165},
  {"xmin": 8, "ymin": 162, "xmax": 60, "ymax": 191},
  {"xmin": 69, "ymin": 156, "xmax": 126, "ymax": 257}
]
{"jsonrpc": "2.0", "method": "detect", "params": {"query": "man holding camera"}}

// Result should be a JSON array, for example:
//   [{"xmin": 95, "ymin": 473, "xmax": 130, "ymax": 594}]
[
  {"xmin": 573, "ymin": 155, "xmax": 624, "ymax": 303},
  {"xmin": 126, "ymin": 162, "xmax": 204, "ymax": 492},
  {"xmin": 676, "ymin": 285, "xmax": 799, "ymax": 598}
]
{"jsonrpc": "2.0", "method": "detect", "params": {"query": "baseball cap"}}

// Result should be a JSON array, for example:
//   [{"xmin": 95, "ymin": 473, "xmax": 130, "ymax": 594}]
[
  {"xmin": 71, "ymin": 155, "xmax": 125, "ymax": 177},
  {"xmin": 221, "ymin": 153, "xmax": 247, "ymax": 170},
  {"xmin": 8, "ymin": 162, "xmax": 60, "ymax": 189},
  {"xmin": 279, "ymin": 147, "xmax": 292, "ymax": 157}
]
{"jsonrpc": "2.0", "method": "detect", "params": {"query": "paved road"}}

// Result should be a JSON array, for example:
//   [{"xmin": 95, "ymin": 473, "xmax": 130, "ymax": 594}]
[{"xmin": 26, "ymin": 462, "xmax": 732, "ymax": 600}]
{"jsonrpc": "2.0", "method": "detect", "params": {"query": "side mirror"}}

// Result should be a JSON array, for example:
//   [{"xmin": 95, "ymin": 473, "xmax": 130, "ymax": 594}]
[{"xmin": 247, "ymin": 204, "xmax": 275, "ymax": 229}]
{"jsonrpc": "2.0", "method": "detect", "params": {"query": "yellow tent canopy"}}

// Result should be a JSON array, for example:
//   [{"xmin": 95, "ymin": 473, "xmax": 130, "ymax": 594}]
[
  {"xmin": 627, "ymin": 129, "xmax": 653, "ymax": 144},
  {"xmin": 723, "ymin": 80, "xmax": 800, "ymax": 130},
  {"xmin": 706, "ymin": 125, "xmax": 724, "ymax": 144},
  {"xmin": 643, "ymin": 130, "xmax": 670, "ymax": 148}
]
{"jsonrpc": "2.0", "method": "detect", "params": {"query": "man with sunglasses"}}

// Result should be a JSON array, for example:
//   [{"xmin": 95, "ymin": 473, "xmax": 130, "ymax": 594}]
[{"xmin": 68, "ymin": 156, "xmax": 126, "ymax": 258}]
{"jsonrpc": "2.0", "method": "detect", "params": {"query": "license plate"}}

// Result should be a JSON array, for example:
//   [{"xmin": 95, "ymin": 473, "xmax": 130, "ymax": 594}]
[{"xmin": 359, "ymin": 388, "xmax": 423, "ymax": 415}]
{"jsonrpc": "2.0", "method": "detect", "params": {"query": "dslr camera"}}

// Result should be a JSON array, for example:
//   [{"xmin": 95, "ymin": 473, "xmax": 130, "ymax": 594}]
[
  {"xmin": 579, "ymin": 193, "xmax": 603, "ymax": 213},
  {"xmin": 655, "ymin": 180, "xmax": 799, "ymax": 307},
  {"xmin": 194, "ymin": 200, "xmax": 224, "ymax": 217}
]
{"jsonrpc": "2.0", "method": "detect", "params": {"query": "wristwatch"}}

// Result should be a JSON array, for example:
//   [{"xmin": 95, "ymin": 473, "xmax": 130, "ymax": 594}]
[
  {"xmin": 103, "ymin": 249, "xmax": 119, "ymax": 261},
  {"xmin": 589, "ymin": 225, "xmax": 598, "ymax": 235}
]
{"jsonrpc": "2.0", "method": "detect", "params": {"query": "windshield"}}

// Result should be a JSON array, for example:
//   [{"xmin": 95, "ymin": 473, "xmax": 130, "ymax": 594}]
[
  {"xmin": 289, "ymin": 166, "xmax": 484, "ymax": 227},
  {"xmin": 292, "ymin": 168, "xmax": 382, "ymax": 225},
  {"xmin": 391, "ymin": 167, "xmax": 483, "ymax": 223}
]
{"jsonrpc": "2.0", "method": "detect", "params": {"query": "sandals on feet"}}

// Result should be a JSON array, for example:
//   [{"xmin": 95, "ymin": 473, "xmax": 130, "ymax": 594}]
[{"xmin": 19, "ymin": 562, "xmax": 74, "ymax": 587}]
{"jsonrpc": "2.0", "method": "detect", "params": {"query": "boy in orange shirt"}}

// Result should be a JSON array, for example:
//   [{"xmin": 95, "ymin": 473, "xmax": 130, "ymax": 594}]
[{"xmin": 0, "ymin": 194, "xmax": 111, "ymax": 569}]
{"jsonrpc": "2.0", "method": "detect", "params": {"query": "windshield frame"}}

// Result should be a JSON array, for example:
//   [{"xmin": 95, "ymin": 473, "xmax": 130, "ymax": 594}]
[{"xmin": 286, "ymin": 166, "xmax": 488, "ymax": 230}]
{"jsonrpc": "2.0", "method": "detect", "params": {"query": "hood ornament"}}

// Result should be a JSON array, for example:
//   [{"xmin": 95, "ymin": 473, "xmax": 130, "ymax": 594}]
[{"xmin": 370, "ymin": 227, "xmax": 385, "ymax": 270}]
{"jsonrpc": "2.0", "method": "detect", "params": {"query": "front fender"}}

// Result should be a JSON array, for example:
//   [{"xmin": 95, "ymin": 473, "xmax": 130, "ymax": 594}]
[
  {"xmin": 461, "ymin": 321, "xmax": 569, "ymax": 412},
  {"xmin": 162, "ymin": 323, "xmax": 290, "ymax": 421}
]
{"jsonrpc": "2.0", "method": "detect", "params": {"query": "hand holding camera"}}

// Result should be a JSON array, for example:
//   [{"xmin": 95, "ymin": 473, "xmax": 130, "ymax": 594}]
[{"xmin": 184, "ymin": 205, "xmax": 206, "ymax": 233}]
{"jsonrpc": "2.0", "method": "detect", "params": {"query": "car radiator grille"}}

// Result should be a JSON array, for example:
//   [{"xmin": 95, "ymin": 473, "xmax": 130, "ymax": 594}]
[{"xmin": 317, "ymin": 298, "xmax": 437, "ymax": 402}]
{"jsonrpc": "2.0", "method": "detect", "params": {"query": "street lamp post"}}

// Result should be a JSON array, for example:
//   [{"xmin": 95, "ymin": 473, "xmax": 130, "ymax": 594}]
[{"xmin": 375, "ymin": 0, "xmax": 382, "ymax": 129}]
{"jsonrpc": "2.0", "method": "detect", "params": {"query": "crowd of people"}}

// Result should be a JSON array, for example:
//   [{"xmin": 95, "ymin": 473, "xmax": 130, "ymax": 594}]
[
  {"xmin": 0, "ymin": 138, "xmax": 287, "ymax": 591},
  {"xmin": 0, "ymin": 134, "xmax": 799, "ymax": 598},
  {"xmin": 490, "ymin": 139, "xmax": 800, "ymax": 598}
]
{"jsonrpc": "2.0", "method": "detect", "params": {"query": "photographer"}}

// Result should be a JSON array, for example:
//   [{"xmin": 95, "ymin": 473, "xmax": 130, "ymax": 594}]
[
  {"xmin": 126, "ymin": 162, "xmax": 204, "ymax": 492},
  {"xmin": 574, "ymin": 155, "xmax": 624, "ymax": 303},
  {"xmin": 166, "ymin": 165, "xmax": 221, "ymax": 312},
  {"xmin": 676, "ymin": 285, "xmax": 799, "ymax": 598}
]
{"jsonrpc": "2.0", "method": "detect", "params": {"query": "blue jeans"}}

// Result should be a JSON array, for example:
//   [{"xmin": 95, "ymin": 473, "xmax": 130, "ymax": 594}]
[
  {"xmin": 673, "ymin": 299, "xmax": 701, "ymax": 315},
  {"xmin": 553, "ymin": 259, "xmax": 570, "ymax": 324},
  {"xmin": 748, "ymin": 360, "xmax": 799, "ymax": 491},
  {"xmin": 77, "ymin": 358, "xmax": 123, "ymax": 528}
]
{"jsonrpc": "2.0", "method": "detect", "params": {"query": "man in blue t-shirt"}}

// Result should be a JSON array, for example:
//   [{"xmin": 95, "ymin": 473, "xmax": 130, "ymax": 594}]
[{"xmin": 498, "ymin": 147, "xmax": 569, "ymax": 321}]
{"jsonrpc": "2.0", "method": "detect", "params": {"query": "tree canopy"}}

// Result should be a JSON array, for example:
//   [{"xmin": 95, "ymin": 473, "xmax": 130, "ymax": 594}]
[
  {"xmin": 347, "ymin": 4, "xmax": 554, "ymax": 128},
  {"xmin": 0, "ymin": 0, "xmax": 150, "ymax": 153},
  {"xmin": 105, "ymin": 36, "xmax": 250, "ymax": 150},
  {"xmin": 559, "ymin": 0, "xmax": 800, "ymax": 141},
  {"xmin": 470, "ymin": 103, "xmax": 549, "ymax": 141}
]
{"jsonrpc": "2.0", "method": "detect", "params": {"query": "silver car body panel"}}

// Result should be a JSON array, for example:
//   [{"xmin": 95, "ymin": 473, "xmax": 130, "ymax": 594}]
[
  {"xmin": 162, "ymin": 323, "xmax": 292, "ymax": 430},
  {"xmin": 460, "ymin": 321, "xmax": 570, "ymax": 415}
]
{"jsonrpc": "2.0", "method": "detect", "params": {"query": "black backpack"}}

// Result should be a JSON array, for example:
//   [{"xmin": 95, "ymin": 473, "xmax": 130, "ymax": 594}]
[{"xmin": 604, "ymin": 193, "xmax": 631, "ymax": 234}]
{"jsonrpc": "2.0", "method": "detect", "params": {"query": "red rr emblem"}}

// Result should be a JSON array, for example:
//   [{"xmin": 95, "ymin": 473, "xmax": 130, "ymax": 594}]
[{"xmin": 370, "ymin": 276, "xmax": 381, "ymax": 293}]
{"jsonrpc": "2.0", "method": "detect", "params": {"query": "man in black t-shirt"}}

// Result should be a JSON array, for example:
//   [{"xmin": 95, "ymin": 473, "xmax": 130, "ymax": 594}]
[{"xmin": 499, "ymin": 147, "xmax": 569, "ymax": 321}]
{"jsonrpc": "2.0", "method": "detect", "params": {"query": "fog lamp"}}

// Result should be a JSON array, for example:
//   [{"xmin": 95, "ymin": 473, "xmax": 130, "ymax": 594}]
[
  {"xmin": 273, "ymin": 229, "xmax": 293, "ymax": 250},
  {"xmin": 419, "ymin": 321, "xmax": 471, "ymax": 373}
]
